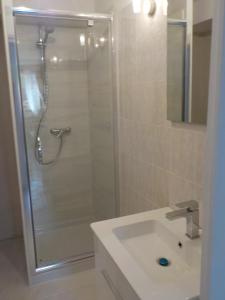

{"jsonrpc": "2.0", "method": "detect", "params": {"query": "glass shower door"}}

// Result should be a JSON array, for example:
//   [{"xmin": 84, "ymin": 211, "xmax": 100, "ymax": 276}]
[{"xmin": 15, "ymin": 15, "xmax": 116, "ymax": 268}]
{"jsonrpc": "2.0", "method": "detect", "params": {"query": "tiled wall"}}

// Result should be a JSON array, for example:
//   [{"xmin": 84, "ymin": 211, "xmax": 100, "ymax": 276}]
[
  {"xmin": 194, "ymin": 0, "xmax": 214, "ymax": 24},
  {"xmin": 95, "ymin": 0, "xmax": 207, "ymax": 222},
  {"xmin": 17, "ymin": 24, "xmax": 94, "ymax": 231}
]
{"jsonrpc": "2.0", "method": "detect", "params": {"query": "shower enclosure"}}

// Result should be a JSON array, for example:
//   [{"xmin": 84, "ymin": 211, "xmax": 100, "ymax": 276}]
[{"xmin": 11, "ymin": 7, "xmax": 117, "ymax": 276}]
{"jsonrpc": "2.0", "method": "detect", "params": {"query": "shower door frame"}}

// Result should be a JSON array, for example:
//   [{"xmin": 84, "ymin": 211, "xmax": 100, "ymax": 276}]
[{"xmin": 11, "ymin": 7, "xmax": 119, "ymax": 284}]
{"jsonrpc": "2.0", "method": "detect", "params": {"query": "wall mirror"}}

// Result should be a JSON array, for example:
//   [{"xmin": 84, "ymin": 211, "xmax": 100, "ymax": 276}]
[{"xmin": 167, "ymin": 0, "xmax": 212, "ymax": 125}]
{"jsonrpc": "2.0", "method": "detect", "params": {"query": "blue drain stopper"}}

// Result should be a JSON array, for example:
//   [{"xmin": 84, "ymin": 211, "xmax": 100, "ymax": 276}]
[{"xmin": 158, "ymin": 258, "xmax": 170, "ymax": 267}]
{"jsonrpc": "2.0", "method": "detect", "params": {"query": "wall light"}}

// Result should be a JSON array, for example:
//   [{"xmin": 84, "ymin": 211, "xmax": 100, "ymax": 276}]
[
  {"xmin": 143, "ymin": 0, "xmax": 151, "ymax": 15},
  {"xmin": 133, "ymin": 0, "xmax": 157, "ymax": 16},
  {"xmin": 163, "ymin": 0, "xmax": 168, "ymax": 16},
  {"xmin": 143, "ymin": 0, "xmax": 157, "ymax": 16},
  {"xmin": 132, "ymin": 0, "xmax": 142, "ymax": 14}
]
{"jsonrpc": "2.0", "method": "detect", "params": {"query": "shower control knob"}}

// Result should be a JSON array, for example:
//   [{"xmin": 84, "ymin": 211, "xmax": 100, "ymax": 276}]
[{"xmin": 50, "ymin": 127, "xmax": 71, "ymax": 138}]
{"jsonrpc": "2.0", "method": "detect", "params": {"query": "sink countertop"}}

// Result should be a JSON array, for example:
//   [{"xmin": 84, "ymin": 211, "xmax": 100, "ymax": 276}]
[{"xmin": 91, "ymin": 207, "xmax": 201, "ymax": 300}]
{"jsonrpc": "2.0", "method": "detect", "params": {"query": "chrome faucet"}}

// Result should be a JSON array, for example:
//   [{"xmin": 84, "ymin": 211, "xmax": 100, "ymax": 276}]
[
  {"xmin": 50, "ymin": 127, "xmax": 71, "ymax": 139},
  {"xmin": 166, "ymin": 200, "xmax": 200, "ymax": 239}
]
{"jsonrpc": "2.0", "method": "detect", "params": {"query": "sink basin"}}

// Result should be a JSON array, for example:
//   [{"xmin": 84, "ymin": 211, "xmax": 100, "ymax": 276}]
[
  {"xmin": 113, "ymin": 220, "xmax": 200, "ymax": 284},
  {"xmin": 91, "ymin": 207, "xmax": 202, "ymax": 300}
]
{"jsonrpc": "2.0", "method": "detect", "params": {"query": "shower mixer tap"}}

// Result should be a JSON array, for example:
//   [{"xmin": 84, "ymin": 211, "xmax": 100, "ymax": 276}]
[{"xmin": 50, "ymin": 127, "xmax": 71, "ymax": 139}]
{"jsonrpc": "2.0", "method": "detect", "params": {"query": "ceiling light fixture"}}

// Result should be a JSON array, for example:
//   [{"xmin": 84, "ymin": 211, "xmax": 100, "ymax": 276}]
[
  {"xmin": 163, "ymin": 0, "xmax": 168, "ymax": 16},
  {"xmin": 143, "ymin": 0, "xmax": 157, "ymax": 16},
  {"xmin": 143, "ymin": 0, "xmax": 151, "ymax": 15}
]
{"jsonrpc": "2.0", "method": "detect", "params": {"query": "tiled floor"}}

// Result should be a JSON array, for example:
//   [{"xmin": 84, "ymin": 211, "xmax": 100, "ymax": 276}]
[{"xmin": 0, "ymin": 239, "xmax": 115, "ymax": 300}]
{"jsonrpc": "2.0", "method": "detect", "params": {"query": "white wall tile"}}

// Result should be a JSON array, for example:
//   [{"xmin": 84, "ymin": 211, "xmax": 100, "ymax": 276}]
[{"xmin": 95, "ymin": 0, "xmax": 207, "ymax": 219}]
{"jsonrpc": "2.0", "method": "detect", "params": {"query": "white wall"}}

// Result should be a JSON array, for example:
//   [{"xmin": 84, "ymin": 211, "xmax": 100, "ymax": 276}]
[
  {"xmin": 95, "ymin": 0, "xmax": 133, "ymax": 13},
  {"xmin": 95, "ymin": 0, "xmax": 207, "ymax": 220},
  {"xmin": 13, "ymin": 0, "xmax": 95, "ymax": 12},
  {"xmin": 194, "ymin": 0, "xmax": 214, "ymax": 24}
]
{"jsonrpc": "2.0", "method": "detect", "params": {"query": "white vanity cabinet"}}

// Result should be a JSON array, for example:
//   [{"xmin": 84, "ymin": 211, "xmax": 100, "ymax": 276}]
[
  {"xmin": 91, "ymin": 208, "xmax": 201, "ymax": 300},
  {"xmin": 94, "ymin": 236, "xmax": 139, "ymax": 300}
]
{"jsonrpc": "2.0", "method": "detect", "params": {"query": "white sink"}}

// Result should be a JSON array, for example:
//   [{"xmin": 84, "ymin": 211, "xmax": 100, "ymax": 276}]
[
  {"xmin": 91, "ymin": 207, "xmax": 202, "ymax": 300},
  {"xmin": 113, "ymin": 220, "xmax": 200, "ymax": 284}
]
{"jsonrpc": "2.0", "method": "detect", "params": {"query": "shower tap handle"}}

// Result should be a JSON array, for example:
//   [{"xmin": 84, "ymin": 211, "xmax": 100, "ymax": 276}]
[{"xmin": 50, "ymin": 127, "xmax": 71, "ymax": 138}]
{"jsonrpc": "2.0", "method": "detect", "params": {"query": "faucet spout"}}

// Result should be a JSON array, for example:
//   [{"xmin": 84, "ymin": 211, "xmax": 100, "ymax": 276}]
[
  {"xmin": 166, "ymin": 200, "xmax": 200, "ymax": 240},
  {"xmin": 166, "ymin": 208, "xmax": 190, "ymax": 220}
]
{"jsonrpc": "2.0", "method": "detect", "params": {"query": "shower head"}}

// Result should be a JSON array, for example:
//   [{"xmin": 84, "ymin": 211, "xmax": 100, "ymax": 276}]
[{"xmin": 37, "ymin": 26, "xmax": 55, "ymax": 48}]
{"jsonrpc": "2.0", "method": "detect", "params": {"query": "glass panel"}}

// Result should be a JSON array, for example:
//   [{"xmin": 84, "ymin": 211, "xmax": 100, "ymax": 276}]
[
  {"xmin": 167, "ymin": 1, "xmax": 210, "ymax": 125},
  {"xmin": 15, "ymin": 17, "xmax": 116, "ymax": 268},
  {"xmin": 167, "ymin": 22, "xmax": 186, "ymax": 122},
  {"xmin": 87, "ymin": 22, "xmax": 116, "ymax": 221}
]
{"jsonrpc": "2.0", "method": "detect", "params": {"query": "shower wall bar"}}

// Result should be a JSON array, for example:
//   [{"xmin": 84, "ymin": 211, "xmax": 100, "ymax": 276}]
[{"xmin": 13, "ymin": 7, "xmax": 113, "ymax": 21}]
